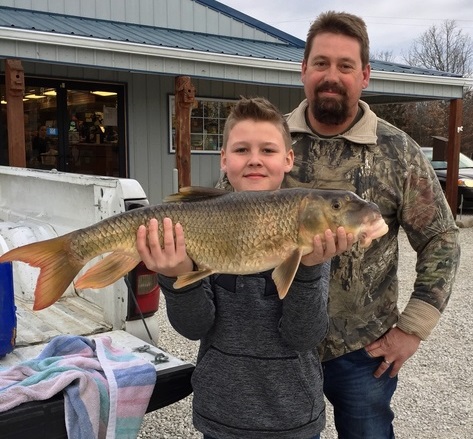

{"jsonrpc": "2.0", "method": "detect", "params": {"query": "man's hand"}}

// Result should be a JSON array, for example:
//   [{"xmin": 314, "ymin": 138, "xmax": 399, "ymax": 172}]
[
  {"xmin": 364, "ymin": 327, "xmax": 422, "ymax": 378},
  {"xmin": 136, "ymin": 217, "xmax": 194, "ymax": 277},
  {"xmin": 301, "ymin": 227, "xmax": 354, "ymax": 266}
]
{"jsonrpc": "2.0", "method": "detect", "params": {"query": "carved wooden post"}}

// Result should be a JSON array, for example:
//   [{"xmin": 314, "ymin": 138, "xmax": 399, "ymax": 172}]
[
  {"xmin": 174, "ymin": 76, "xmax": 196, "ymax": 188},
  {"xmin": 5, "ymin": 59, "xmax": 26, "ymax": 167}
]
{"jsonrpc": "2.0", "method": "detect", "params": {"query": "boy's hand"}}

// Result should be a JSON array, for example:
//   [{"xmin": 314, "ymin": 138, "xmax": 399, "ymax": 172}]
[
  {"xmin": 301, "ymin": 227, "xmax": 354, "ymax": 266},
  {"xmin": 136, "ymin": 217, "xmax": 194, "ymax": 277}
]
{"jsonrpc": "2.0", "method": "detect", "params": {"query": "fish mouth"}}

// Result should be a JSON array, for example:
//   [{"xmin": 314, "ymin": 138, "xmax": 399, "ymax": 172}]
[{"xmin": 357, "ymin": 217, "xmax": 389, "ymax": 248}]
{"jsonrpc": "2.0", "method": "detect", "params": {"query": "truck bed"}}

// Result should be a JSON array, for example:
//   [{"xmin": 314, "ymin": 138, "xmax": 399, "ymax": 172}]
[{"xmin": 13, "ymin": 296, "xmax": 111, "ymax": 349}]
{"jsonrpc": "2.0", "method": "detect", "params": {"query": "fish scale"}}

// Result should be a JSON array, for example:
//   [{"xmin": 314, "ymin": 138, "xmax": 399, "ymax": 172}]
[{"xmin": 160, "ymin": 193, "xmax": 301, "ymax": 272}]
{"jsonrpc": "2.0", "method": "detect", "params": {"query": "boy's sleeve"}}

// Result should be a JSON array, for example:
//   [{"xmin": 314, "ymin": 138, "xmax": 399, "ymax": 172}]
[{"xmin": 158, "ymin": 275, "xmax": 216, "ymax": 340}]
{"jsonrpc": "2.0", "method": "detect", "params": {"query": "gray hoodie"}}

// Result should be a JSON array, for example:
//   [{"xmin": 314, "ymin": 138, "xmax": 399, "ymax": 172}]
[{"xmin": 158, "ymin": 262, "xmax": 330, "ymax": 439}]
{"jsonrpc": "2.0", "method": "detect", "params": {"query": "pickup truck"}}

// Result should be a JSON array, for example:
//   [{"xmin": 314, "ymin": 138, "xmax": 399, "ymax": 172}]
[{"xmin": 0, "ymin": 166, "xmax": 194, "ymax": 438}]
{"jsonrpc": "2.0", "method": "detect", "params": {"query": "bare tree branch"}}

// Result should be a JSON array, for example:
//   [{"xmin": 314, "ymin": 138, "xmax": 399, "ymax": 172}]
[{"xmin": 403, "ymin": 19, "xmax": 473, "ymax": 76}]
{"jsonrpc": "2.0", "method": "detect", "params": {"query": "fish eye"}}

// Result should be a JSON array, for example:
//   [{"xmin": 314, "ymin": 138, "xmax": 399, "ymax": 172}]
[{"xmin": 332, "ymin": 199, "xmax": 341, "ymax": 210}]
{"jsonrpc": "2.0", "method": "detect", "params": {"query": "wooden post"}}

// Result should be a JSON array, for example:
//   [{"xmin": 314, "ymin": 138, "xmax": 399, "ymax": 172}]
[
  {"xmin": 5, "ymin": 59, "xmax": 26, "ymax": 167},
  {"xmin": 446, "ymin": 99, "xmax": 462, "ymax": 218},
  {"xmin": 174, "ymin": 76, "xmax": 196, "ymax": 189}
]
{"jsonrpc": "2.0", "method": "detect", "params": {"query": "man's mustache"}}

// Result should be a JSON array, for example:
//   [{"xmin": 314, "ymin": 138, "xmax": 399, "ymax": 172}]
[{"xmin": 315, "ymin": 83, "xmax": 346, "ymax": 95}]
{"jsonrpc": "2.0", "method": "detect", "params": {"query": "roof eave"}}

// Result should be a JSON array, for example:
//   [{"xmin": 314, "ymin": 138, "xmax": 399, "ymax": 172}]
[
  {"xmin": 1, "ymin": 27, "xmax": 472, "ymax": 90},
  {"xmin": 0, "ymin": 27, "xmax": 300, "ymax": 71},
  {"xmin": 371, "ymin": 69, "xmax": 473, "ymax": 88}
]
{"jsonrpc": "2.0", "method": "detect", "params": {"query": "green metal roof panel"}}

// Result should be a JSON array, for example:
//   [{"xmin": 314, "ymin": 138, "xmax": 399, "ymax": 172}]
[
  {"xmin": 0, "ymin": 6, "xmax": 462, "ymax": 79},
  {"xmin": 0, "ymin": 7, "xmax": 303, "ymax": 61}
]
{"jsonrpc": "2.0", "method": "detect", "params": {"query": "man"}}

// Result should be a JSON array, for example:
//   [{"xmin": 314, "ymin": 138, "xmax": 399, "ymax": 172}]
[
  {"xmin": 283, "ymin": 11, "xmax": 460, "ymax": 439},
  {"xmin": 32, "ymin": 125, "xmax": 50, "ymax": 156}
]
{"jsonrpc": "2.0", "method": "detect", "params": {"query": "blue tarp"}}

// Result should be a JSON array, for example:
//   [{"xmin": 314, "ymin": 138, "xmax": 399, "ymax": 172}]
[{"xmin": 0, "ymin": 262, "xmax": 16, "ymax": 357}]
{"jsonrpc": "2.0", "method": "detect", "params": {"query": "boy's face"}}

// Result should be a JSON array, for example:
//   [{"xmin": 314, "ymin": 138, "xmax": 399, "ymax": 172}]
[{"xmin": 221, "ymin": 120, "xmax": 294, "ymax": 192}]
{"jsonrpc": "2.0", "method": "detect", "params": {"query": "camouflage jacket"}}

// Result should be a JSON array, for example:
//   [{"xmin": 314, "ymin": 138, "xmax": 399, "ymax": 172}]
[{"xmin": 283, "ymin": 99, "xmax": 460, "ymax": 361}]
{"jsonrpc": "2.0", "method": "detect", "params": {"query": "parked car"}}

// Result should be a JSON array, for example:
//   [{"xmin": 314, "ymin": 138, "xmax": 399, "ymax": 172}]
[{"xmin": 421, "ymin": 147, "xmax": 473, "ymax": 209}]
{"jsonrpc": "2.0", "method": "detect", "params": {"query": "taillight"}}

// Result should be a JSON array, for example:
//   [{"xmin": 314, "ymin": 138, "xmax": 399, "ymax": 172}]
[
  {"xmin": 124, "ymin": 197, "xmax": 160, "ymax": 320},
  {"xmin": 127, "ymin": 262, "xmax": 160, "ymax": 320},
  {"xmin": 136, "ymin": 270, "xmax": 158, "ymax": 295}
]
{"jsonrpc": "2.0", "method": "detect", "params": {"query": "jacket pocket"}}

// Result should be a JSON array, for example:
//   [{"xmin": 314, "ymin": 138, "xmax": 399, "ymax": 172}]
[{"xmin": 191, "ymin": 346, "xmax": 324, "ymax": 431}]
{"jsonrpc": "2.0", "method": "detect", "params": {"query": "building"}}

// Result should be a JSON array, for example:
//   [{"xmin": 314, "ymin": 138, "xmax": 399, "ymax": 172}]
[{"xmin": 0, "ymin": 0, "xmax": 471, "ymax": 204}]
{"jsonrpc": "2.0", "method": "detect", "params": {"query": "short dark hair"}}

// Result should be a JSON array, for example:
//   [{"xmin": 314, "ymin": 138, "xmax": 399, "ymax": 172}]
[
  {"xmin": 222, "ymin": 97, "xmax": 292, "ymax": 150},
  {"xmin": 304, "ymin": 11, "xmax": 370, "ymax": 67}
]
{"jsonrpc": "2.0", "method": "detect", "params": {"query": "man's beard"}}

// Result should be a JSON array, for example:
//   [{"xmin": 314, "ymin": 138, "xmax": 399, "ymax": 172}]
[{"xmin": 310, "ymin": 84, "xmax": 349, "ymax": 126}]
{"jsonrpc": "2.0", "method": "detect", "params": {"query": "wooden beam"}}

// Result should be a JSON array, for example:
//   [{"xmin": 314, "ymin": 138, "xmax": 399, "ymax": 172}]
[
  {"xmin": 5, "ymin": 59, "xmax": 26, "ymax": 167},
  {"xmin": 445, "ymin": 99, "xmax": 462, "ymax": 218},
  {"xmin": 174, "ymin": 76, "xmax": 196, "ymax": 189}
]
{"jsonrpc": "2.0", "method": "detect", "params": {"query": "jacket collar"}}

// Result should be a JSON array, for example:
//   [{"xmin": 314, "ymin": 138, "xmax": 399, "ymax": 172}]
[{"xmin": 286, "ymin": 99, "xmax": 378, "ymax": 146}]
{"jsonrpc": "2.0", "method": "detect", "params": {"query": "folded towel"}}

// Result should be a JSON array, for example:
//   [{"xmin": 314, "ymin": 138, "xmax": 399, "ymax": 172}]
[{"xmin": 0, "ymin": 335, "xmax": 157, "ymax": 439}]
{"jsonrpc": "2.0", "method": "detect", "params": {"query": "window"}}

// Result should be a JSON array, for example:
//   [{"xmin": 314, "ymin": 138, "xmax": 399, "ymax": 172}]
[
  {"xmin": 0, "ymin": 78, "xmax": 126, "ymax": 177},
  {"xmin": 169, "ymin": 95, "xmax": 236, "ymax": 154}
]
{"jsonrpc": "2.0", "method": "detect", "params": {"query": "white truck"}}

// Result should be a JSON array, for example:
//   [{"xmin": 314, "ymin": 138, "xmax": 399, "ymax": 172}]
[{"xmin": 0, "ymin": 166, "xmax": 194, "ymax": 437}]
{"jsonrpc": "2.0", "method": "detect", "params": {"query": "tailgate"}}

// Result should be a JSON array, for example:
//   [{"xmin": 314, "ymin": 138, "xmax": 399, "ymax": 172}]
[{"xmin": 0, "ymin": 330, "xmax": 194, "ymax": 439}]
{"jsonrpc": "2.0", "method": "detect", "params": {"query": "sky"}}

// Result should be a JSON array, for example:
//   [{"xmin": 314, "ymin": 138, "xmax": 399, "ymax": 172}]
[{"xmin": 217, "ymin": 0, "xmax": 473, "ymax": 62}]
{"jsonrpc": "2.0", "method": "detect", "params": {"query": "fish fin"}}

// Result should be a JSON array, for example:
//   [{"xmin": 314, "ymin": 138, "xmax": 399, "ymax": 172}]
[
  {"xmin": 75, "ymin": 252, "xmax": 140, "ymax": 289},
  {"xmin": 164, "ymin": 186, "xmax": 229, "ymax": 203},
  {"xmin": 271, "ymin": 248, "xmax": 303, "ymax": 299},
  {"xmin": 173, "ymin": 268, "xmax": 214, "ymax": 289},
  {"xmin": 0, "ymin": 235, "xmax": 83, "ymax": 311}
]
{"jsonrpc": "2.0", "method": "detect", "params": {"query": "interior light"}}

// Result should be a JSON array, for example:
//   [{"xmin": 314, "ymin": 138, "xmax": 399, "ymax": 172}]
[
  {"xmin": 43, "ymin": 89, "xmax": 57, "ymax": 96},
  {"xmin": 24, "ymin": 94, "xmax": 47, "ymax": 99},
  {"xmin": 91, "ymin": 91, "xmax": 117, "ymax": 97}
]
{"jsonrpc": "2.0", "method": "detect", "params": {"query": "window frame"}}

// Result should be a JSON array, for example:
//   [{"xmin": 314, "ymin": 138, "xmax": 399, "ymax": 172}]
[{"xmin": 168, "ymin": 95, "xmax": 237, "ymax": 154}]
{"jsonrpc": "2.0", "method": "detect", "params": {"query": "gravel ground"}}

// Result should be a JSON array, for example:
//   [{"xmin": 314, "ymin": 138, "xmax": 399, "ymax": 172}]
[{"xmin": 139, "ymin": 216, "xmax": 473, "ymax": 439}]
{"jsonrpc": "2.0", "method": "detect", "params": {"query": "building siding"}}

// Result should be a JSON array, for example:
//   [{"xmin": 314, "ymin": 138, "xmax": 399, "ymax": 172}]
[{"xmin": 0, "ymin": 0, "xmax": 281, "ymax": 42}]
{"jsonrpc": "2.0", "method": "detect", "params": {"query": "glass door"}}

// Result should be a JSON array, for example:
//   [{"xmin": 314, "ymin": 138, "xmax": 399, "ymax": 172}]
[
  {"xmin": 22, "ymin": 85, "xmax": 59, "ymax": 169},
  {"xmin": 65, "ymin": 89, "xmax": 120, "ymax": 176}
]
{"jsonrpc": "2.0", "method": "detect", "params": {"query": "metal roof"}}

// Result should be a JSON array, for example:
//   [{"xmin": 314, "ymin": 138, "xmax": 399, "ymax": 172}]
[
  {"xmin": 0, "ymin": 7, "xmax": 303, "ymax": 61},
  {"xmin": 0, "ymin": 6, "xmax": 463, "ymax": 79},
  {"xmin": 193, "ymin": 0, "xmax": 306, "ymax": 47}
]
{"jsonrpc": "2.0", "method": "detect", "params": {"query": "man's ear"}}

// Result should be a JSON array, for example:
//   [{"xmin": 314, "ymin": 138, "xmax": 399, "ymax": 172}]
[
  {"xmin": 362, "ymin": 63, "xmax": 371, "ymax": 89},
  {"xmin": 301, "ymin": 59, "xmax": 307, "ymax": 84}
]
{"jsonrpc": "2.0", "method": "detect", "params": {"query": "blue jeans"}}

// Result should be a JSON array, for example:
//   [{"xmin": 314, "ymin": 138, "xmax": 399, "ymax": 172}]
[{"xmin": 322, "ymin": 348, "xmax": 398, "ymax": 439}]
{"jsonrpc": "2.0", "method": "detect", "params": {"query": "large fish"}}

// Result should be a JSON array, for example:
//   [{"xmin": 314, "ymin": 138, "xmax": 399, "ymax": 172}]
[{"xmin": 0, "ymin": 187, "xmax": 388, "ymax": 310}]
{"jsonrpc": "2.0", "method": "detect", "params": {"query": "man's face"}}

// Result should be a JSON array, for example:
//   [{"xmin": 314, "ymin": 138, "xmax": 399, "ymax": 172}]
[{"xmin": 301, "ymin": 32, "xmax": 370, "ymax": 128}]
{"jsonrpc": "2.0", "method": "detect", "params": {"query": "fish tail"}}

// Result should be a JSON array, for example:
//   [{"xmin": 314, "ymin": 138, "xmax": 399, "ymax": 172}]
[{"xmin": 0, "ymin": 235, "xmax": 83, "ymax": 310}]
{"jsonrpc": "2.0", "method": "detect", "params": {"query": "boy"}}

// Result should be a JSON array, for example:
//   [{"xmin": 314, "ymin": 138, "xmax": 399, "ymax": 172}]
[{"xmin": 136, "ymin": 97, "xmax": 352, "ymax": 439}]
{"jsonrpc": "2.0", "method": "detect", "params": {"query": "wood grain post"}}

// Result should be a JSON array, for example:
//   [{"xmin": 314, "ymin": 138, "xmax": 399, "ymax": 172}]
[
  {"xmin": 5, "ymin": 59, "xmax": 26, "ymax": 167},
  {"xmin": 174, "ymin": 76, "xmax": 196, "ymax": 189},
  {"xmin": 446, "ymin": 98, "xmax": 462, "ymax": 218}
]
